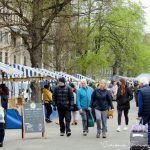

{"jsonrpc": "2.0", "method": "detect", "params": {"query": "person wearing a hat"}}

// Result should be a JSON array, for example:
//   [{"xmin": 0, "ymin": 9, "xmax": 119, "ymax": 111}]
[{"xmin": 53, "ymin": 77, "xmax": 74, "ymax": 137}]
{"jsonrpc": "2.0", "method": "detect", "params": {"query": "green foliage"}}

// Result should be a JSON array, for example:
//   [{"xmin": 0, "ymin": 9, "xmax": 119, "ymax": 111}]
[{"xmin": 72, "ymin": 0, "xmax": 147, "ymax": 77}]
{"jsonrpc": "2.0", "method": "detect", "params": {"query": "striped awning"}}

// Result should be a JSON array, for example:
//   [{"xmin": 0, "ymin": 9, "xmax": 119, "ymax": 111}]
[
  {"xmin": 10, "ymin": 64, "xmax": 45, "ymax": 78},
  {"xmin": 38, "ymin": 68, "xmax": 58, "ymax": 79},
  {"xmin": 54, "ymin": 71, "xmax": 80, "ymax": 82},
  {"xmin": 73, "ymin": 74, "xmax": 95, "ymax": 82},
  {"xmin": 0, "ymin": 62, "xmax": 23, "ymax": 76}
]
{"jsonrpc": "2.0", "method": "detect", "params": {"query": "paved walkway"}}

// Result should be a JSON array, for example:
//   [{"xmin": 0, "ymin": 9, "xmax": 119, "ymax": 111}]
[{"xmin": 2, "ymin": 101, "xmax": 138, "ymax": 150}]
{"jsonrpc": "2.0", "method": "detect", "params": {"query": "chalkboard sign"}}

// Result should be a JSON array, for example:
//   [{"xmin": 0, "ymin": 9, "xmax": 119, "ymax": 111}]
[{"xmin": 22, "ymin": 103, "xmax": 46, "ymax": 138}]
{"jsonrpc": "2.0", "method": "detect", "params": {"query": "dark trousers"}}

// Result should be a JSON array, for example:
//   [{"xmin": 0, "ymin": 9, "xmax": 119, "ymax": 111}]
[
  {"xmin": 117, "ymin": 109, "xmax": 129, "ymax": 125},
  {"xmin": 148, "ymin": 121, "xmax": 150, "ymax": 145},
  {"xmin": 57, "ymin": 106, "xmax": 71, "ymax": 133},
  {"xmin": 0, "ymin": 129, "xmax": 5, "ymax": 143},
  {"xmin": 44, "ymin": 103, "xmax": 52, "ymax": 119}
]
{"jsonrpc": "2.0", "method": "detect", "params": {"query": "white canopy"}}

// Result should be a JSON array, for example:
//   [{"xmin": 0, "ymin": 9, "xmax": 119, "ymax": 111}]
[{"xmin": 135, "ymin": 74, "xmax": 150, "ymax": 82}]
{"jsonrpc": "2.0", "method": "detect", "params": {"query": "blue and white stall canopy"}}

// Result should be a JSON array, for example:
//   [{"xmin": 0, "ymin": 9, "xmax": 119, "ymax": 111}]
[
  {"xmin": 73, "ymin": 74, "xmax": 95, "ymax": 82},
  {"xmin": 36, "ymin": 69, "xmax": 80, "ymax": 82},
  {"xmin": 38, "ymin": 68, "xmax": 58, "ymax": 79},
  {"xmin": 0, "ymin": 62, "xmax": 23, "ymax": 76},
  {"xmin": 54, "ymin": 71, "xmax": 80, "ymax": 82},
  {"xmin": 9, "ymin": 64, "xmax": 48, "ymax": 78}
]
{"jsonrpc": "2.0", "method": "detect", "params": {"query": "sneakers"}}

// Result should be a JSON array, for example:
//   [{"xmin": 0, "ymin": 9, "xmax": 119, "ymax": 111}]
[
  {"xmin": 66, "ymin": 132, "xmax": 71, "ymax": 137},
  {"xmin": 0, "ymin": 142, "xmax": 3, "ymax": 147},
  {"xmin": 83, "ymin": 131, "xmax": 88, "ymax": 136},
  {"xmin": 96, "ymin": 133, "xmax": 100, "ymax": 138},
  {"xmin": 123, "ymin": 126, "xmax": 128, "ymax": 131},
  {"xmin": 45, "ymin": 118, "xmax": 52, "ymax": 123},
  {"xmin": 60, "ymin": 132, "xmax": 65, "ymax": 136},
  {"xmin": 116, "ymin": 126, "xmax": 121, "ymax": 132},
  {"xmin": 60, "ymin": 132, "xmax": 71, "ymax": 137},
  {"xmin": 71, "ymin": 122, "xmax": 78, "ymax": 125},
  {"xmin": 102, "ymin": 133, "xmax": 106, "ymax": 138}
]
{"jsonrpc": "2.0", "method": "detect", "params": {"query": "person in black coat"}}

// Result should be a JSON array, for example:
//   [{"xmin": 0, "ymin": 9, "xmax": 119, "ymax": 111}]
[
  {"xmin": 90, "ymin": 79, "xmax": 114, "ymax": 138},
  {"xmin": 116, "ymin": 79, "xmax": 133, "ymax": 132},
  {"xmin": 53, "ymin": 77, "xmax": 74, "ymax": 137},
  {"xmin": 0, "ymin": 84, "xmax": 9, "ymax": 147}
]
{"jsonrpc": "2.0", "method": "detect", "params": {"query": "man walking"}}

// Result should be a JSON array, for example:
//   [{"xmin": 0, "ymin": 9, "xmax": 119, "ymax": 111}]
[
  {"xmin": 53, "ymin": 77, "xmax": 74, "ymax": 137},
  {"xmin": 138, "ymin": 77, "xmax": 150, "ymax": 147},
  {"xmin": 76, "ymin": 79, "xmax": 93, "ymax": 136}
]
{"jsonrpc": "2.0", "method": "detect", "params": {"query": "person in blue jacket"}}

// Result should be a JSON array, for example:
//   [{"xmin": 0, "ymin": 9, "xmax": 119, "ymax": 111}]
[
  {"xmin": 138, "ymin": 77, "xmax": 150, "ymax": 147},
  {"xmin": 76, "ymin": 79, "xmax": 93, "ymax": 136}
]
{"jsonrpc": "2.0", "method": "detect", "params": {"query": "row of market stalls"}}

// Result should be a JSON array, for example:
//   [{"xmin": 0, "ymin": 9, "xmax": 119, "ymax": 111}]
[{"xmin": 0, "ymin": 62, "xmax": 95, "ymax": 129}]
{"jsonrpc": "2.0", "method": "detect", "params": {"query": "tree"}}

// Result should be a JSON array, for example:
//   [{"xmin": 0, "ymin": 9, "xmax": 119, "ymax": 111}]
[
  {"xmin": 0, "ymin": 0, "xmax": 72, "ymax": 101},
  {"xmin": 75, "ymin": 0, "xmax": 146, "ymax": 77}
]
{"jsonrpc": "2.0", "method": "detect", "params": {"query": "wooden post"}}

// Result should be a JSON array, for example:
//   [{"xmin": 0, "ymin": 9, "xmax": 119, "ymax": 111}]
[
  {"xmin": 21, "ymin": 105, "xmax": 25, "ymax": 139},
  {"xmin": 42, "ymin": 104, "xmax": 46, "ymax": 138}
]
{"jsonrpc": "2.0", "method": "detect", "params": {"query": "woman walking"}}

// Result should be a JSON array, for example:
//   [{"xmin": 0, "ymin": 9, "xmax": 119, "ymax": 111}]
[
  {"xmin": 90, "ymin": 79, "xmax": 114, "ymax": 138},
  {"xmin": 116, "ymin": 79, "xmax": 133, "ymax": 132}
]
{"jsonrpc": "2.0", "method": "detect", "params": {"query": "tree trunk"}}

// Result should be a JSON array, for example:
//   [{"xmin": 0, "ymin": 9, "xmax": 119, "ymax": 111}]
[{"xmin": 30, "ymin": 0, "xmax": 43, "ymax": 103}]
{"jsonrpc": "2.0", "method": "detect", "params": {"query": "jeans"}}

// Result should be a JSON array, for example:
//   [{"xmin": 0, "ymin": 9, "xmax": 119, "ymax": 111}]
[
  {"xmin": 81, "ymin": 110, "xmax": 89, "ymax": 132},
  {"xmin": 95, "ymin": 109, "xmax": 108, "ymax": 134},
  {"xmin": 57, "ymin": 106, "xmax": 71, "ymax": 133},
  {"xmin": 44, "ymin": 103, "xmax": 52, "ymax": 119},
  {"xmin": 117, "ymin": 109, "xmax": 129, "ymax": 125}
]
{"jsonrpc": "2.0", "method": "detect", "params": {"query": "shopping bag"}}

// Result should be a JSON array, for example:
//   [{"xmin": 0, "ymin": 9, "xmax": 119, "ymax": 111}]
[
  {"xmin": 130, "ymin": 120, "xmax": 148, "ymax": 149},
  {"xmin": 107, "ymin": 110, "xmax": 113, "ymax": 119},
  {"xmin": 88, "ymin": 112, "xmax": 94, "ymax": 127},
  {"xmin": 131, "ymin": 120, "xmax": 148, "ymax": 133},
  {"xmin": 0, "ymin": 106, "xmax": 5, "ymax": 123}
]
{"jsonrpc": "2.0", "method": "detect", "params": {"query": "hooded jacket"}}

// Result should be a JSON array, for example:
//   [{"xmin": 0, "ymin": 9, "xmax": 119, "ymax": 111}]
[{"xmin": 43, "ymin": 88, "xmax": 52, "ymax": 104}]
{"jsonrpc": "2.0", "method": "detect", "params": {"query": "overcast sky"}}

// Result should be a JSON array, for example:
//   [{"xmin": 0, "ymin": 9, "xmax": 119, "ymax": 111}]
[{"xmin": 133, "ymin": 0, "xmax": 150, "ymax": 33}]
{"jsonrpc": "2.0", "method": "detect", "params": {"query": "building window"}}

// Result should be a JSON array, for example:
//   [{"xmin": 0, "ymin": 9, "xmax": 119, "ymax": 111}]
[
  {"xmin": 0, "ymin": 52, "xmax": 2, "ymax": 62},
  {"xmin": 0, "ymin": 31, "xmax": 2, "ymax": 42},
  {"xmin": 14, "ymin": 55, "xmax": 16, "ymax": 64},
  {"xmin": 12, "ymin": 36, "xmax": 16, "ymax": 47},
  {"xmin": 5, "ymin": 52, "xmax": 8, "ymax": 64},
  {"xmin": 4, "ymin": 32, "xmax": 9, "ymax": 44},
  {"xmin": 24, "ymin": 56, "xmax": 26, "ymax": 65}
]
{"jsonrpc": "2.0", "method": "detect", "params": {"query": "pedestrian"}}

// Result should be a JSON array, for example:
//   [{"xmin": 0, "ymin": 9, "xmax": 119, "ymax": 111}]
[
  {"xmin": 70, "ymin": 83, "xmax": 78, "ymax": 125},
  {"xmin": 43, "ymin": 84, "xmax": 53, "ymax": 123},
  {"xmin": 53, "ymin": 77, "xmax": 74, "ymax": 137},
  {"xmin": 133, "ymin": 81, "xmax": 139, "ymax": 107},
  {"xmin": 137, "ymin": 77, "xmax": 150, "ymax": 147},
  {"xmin": 111, "ymin": 81, "xmax": 118, "ymax": 101},
  {"xmin": 0, "ymin": 84, "xmax": 9, "ymax": 147},
  {"xmin": 116, "ymin": 79, "xmax": 133, "ymax": 132},
  {"xmin": 90, "ymin": 79, "xmax": 114, "ymax": 138},
  {"xmin": 76, "ymin": 79, "xmax": 93, "ymax": 136}
]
